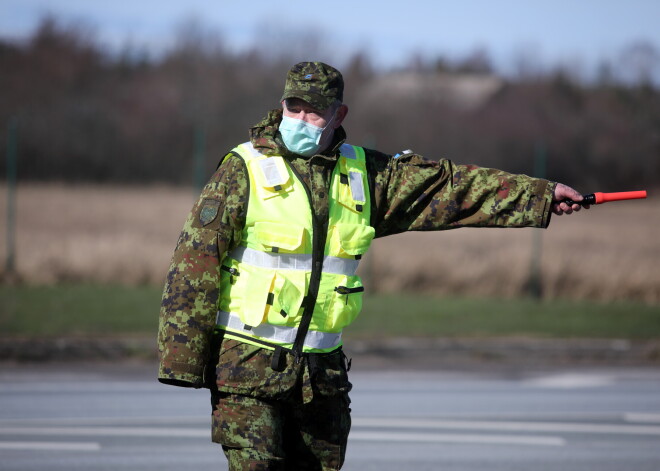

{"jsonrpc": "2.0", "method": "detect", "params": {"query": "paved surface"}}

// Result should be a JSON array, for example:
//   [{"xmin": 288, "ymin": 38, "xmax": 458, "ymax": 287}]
[{"xmin": 1, "ymin": 361, "xmax": 660, "ymax": 470}]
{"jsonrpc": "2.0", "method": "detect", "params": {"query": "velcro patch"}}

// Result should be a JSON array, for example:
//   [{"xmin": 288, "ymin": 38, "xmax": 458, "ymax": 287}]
[{"xmin": 199, "ymin": 199, "xmax": 221, "ymax": 226}]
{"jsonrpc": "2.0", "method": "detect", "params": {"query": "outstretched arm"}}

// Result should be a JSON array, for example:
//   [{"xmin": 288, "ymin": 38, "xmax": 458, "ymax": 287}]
[{"xmin": 368, "ymin": 151, "xmax": 555, "ymax": 237}]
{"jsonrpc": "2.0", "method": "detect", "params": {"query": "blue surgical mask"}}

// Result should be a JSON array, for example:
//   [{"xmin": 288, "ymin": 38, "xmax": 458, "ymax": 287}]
[{"xmin": 279, "ymin": 113, "xmax": 335, "ymax": 157}]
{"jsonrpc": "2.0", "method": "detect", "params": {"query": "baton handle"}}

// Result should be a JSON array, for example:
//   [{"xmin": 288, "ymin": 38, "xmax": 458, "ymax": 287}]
[{"xmin": 562, "ymin": 190, "xmax": 647, "ymax": 206}]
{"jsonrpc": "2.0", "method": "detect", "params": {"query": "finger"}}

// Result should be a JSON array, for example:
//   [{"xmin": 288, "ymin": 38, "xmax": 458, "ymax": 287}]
[
  {"xmin": 567, "ymin": 190, "xmax": 583, "ymax": 203},
  {"xmin": 561, "ymin": 201, "xmax": 577, "ymax": 214}
]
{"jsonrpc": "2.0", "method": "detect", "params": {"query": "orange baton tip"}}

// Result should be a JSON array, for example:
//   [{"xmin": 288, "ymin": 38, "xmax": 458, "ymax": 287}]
[{"xmin": 596, "ymin": 191, "xmax": 647, "ymax": 204}]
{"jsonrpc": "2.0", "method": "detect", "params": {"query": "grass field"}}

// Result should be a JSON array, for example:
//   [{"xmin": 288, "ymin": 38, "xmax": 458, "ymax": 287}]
[
  {"xmin": 1, "ymin": 284, "xmax": 659, "ymax": 339},
  {"xmin": 1, "ymin": 183, "xmax": 658, "ymax": 303}
]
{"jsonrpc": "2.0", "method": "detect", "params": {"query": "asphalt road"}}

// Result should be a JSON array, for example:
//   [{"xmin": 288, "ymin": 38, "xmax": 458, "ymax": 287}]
[{"xmin": 1, "ymin": 361, "xmax": 659, "ymax": 471}]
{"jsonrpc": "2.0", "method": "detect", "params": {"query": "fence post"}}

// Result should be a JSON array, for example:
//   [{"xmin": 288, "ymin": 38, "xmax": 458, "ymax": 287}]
[
  {"xmin": 5, "ymin": 117, "xmax": 18, "ymax": 277},
  {"xmin": 193, "ymin": 125, "xmax": 206, "ymax": 196},
  {"xmin": 526, "ymin": 141, "xmax": 546, "ymax": 299}
]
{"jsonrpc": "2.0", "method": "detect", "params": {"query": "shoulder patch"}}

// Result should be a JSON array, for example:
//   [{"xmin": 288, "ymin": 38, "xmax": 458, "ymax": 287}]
[
  {"xmin": 393, "ymin": 149, "xmax": 414, "ymax": 159},
  {"xmin": 199, "ymin": 199, "xmax": 221, "ymax": 226}
]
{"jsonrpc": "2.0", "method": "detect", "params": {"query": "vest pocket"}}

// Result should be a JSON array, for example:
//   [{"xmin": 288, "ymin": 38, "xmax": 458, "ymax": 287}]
[
  {"xmin": 330, "ymin": 223, "xmax": 375, "ymax": 258},
  {"xmin": 241, "ymin": 267, "xmax": 274, "ymax": 328},
  {"xmin": 250, "ymin": 155, "xmax": 294, "ymax": 200},
  {"xmin": 218, "ymin": 258, "xmax": 306, "ymax": 330},
  {"xmin": 322, "ymin": 275, "xmax": 364, "ymax": 331},
  {"xmin": 253, "ymin": 221, "xmax": 306, "ymax": 253},
  {"xmin": 219, "ymin": 260, "xmax": 273, "ymax": 328},
  {"xmin": 265, "ymin": 271, "xmax": 305, "ymax": 326}
]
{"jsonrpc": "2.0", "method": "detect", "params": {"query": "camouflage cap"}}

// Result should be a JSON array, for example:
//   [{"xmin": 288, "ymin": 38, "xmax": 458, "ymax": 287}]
[{"xmin": 280, "ymin": 62, "xmax": 344, "ymax": 110}]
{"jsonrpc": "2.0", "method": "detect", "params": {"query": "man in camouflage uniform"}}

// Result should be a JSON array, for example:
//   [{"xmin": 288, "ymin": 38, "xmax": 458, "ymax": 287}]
[{"xmin": 158, "ymin": 61, "xmax": 586, "ymax": 470}]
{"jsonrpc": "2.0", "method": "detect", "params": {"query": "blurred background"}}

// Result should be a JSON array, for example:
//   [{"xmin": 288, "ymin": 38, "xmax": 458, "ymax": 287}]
[{"xmin": 0, "ymin": 0, "xmax": 659, "ymax": 360}]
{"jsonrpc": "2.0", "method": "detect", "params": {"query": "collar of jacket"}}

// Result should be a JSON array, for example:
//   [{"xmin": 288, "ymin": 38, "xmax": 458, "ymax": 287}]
[{"xmin": 249, "ymin": 108, "xmax": 347, "ymax": 160}]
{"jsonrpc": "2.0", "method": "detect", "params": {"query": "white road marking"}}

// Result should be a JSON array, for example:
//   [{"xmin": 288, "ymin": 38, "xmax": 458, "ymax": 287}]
[
  {"xmin": 624, "ymin": 413, "xmax": 660, "ymax": 423},
  {"xmin": 350, "ymin": 431, "xmax": 565, "ymax": 446},
  {"xmin": 2, "ymin": 414, "xmax": 659, "ymax": 451},
  {"xmin": 0, "ymin": 416, "xmax": 207, "ymax": 426},
  {"xmin": 0, "ymin": 441, "xmax": 100, "ymax": 451},
  {"xmin": 523, "ymin": 374, "xmax": 615, "ymax": 389},
  {"xmin": 352, "ymin": 417, "xmax": 660, "ymax": 436},
  {"xmin": 0, "ymin": 426, "xmax": 208, "ymax": 438}
]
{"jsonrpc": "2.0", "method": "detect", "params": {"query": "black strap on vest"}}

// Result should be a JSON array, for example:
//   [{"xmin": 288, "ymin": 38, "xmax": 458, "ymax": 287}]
[
  {"xmin": 271, "ymin": 346, "xmax": 286, "ymax": 372},
  {"xmin": 285, "ymin": 161, "xmax": 333, "ymax": 363}
]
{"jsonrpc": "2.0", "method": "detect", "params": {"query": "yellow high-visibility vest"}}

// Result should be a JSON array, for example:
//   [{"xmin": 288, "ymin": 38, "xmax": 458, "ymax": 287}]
[{"xmin": 216, "ymin": 141, "xmax": 374, "ymax": 353}]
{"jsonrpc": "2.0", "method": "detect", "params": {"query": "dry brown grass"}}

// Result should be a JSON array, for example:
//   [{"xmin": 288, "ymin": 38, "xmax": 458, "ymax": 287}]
[
  {"xmin": 0, "ymin": 183, "xmax": 192, "ymax": 286},
  {"xmin": 1, "ymin": 183, "xmax": 658, "ymax": 302}
]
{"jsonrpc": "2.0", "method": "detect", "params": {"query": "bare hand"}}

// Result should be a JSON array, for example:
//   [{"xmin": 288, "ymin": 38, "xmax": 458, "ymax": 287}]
[{"xmin": 552, "ymin": 183, "xmax": 590, "ymax": 215}]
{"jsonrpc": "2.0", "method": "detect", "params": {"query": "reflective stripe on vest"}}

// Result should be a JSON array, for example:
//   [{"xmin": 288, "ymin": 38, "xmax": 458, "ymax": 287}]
[
  {"xmin": 216, "ymin": 310, "xmax": 342, "ymax": 350},
  {"xmin": 228, "ymin": 246, "xmax": 360, "ymax": 276}
]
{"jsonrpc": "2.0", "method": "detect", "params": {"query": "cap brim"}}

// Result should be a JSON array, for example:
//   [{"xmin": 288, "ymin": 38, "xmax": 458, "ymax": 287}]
[{"xmin": 280, "ymin": 91, "xmax": 333, "ymax": 111}]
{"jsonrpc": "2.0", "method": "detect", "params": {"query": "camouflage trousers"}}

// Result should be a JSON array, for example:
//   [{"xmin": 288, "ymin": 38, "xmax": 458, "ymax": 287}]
[{"xmin": 210, "ymin": 337, "xmax": 352, "ymax": 471}]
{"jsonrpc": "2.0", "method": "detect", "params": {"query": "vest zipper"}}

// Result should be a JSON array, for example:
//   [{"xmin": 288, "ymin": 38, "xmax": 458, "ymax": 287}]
[{"xmin": 287, "ymin": 160, "xmax": 331, "ymax": 363}]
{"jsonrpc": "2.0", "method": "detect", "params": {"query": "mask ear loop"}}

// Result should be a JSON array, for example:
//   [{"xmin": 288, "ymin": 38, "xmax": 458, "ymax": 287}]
[{"xmin": 314, "ymin": 108, "xmax": 338, "ymax": 145}]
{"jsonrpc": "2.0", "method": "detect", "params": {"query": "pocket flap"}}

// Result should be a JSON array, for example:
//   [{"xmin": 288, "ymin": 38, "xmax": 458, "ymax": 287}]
[
  {"xmin": 272, "ymin": 272, "xmax": 305, "ymax": 319},
  {"xmin": 254, "ymin": 222, "xmax": 305, "ymax": 251},
  {"xmin": 333, "ymin": 224, "xmax": 375, "ymax": 255},
  {"xmin": 239, "ymin": 270, "xmax": 274, "ymax": 327}
]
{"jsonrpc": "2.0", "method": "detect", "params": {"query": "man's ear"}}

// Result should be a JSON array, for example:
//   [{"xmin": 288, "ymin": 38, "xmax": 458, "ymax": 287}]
[{"xmin": 333, "ymin": 104, "xmax": 349, "ymax": 129}]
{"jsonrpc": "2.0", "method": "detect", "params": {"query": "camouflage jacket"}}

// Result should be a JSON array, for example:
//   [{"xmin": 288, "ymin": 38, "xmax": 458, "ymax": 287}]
[{"xmin": 158, "ymin": 108, "xmax": 554, "ymax": 388}]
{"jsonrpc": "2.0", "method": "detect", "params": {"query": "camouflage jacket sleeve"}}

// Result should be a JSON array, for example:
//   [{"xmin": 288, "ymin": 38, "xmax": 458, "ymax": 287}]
[
  {"xmin": 157, "ymin": 154, "xmax": 247, "ymax": 388},
  {"xmin": 366, "ymin": 150, "xmax": 554, "ymax": 237}
]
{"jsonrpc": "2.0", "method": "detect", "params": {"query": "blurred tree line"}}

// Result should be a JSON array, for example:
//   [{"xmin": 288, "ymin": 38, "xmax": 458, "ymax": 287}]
[{"xmin": 1, "ymin": 16, "xmax": 659, "ymax": 189}]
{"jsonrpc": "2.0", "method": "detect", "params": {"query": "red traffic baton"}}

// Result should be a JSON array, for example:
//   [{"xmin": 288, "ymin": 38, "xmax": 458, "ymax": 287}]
[{"xmin": 563, "ymin": 190, "xmax": 647, "ymax": 206}]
